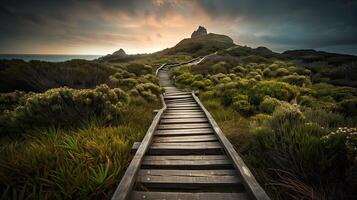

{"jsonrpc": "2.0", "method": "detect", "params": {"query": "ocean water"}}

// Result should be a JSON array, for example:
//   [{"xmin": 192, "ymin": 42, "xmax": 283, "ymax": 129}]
[{"xmin": 0, "ymin": 54, "xmax": 103, "ymax": 62}]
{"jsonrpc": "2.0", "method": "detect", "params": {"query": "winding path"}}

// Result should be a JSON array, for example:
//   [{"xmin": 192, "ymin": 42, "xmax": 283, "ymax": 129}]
[{"xmin": 111, "ymin": 60, "xmax": 270, "ymax": 200}]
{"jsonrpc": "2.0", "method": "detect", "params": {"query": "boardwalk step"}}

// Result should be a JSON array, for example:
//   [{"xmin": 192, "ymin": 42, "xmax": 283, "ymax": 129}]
[
  {"xmin": 142, "ymin": 155, "xmax": 232, "ymax": 169},
  {"xmin": 161, "ymin": 114, "xmax": 206, "ymax": 119},
  {"xmin": 158, "ymin": 123, "xmax": 211, "ymax": 130},
  {"xmin": 149, "ymin": 142, "xmax": 223, "ymax": 155},
  {"xmin": 136, "ymin": 169, "xmax": 242, "ymax": 189},
  {"xmin": 160, "ymin": 118, "xmax": 208, "ymax": 124},
  {"xmin": 130, "ymin": 191, "xmax": 250, "ymax": 200},
  {"xmin": 155, "ymin": 128, "xmax": 214, "ymax": 136},
  {"xmin": 153, "ymin": 135, "xmax": 217, "ymax": 143}
]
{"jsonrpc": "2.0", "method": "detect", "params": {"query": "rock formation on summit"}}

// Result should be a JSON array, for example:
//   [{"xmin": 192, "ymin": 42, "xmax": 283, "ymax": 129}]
[
  {"xmin": 191, "ymin": 26, "xmax": 208, "ymax": 38},
  {"xmin": 112, "ymin": 48, "xmax": 126, "ymax": 56}
]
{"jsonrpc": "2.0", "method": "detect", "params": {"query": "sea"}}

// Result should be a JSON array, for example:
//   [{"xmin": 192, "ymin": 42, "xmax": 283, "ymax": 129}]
[{"xmin": 0, "ymin": 54, "xmax": 103, "ymax": 62}]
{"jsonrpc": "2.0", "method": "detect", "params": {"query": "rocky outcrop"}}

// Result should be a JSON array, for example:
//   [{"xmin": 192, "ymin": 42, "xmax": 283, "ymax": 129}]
[
  {"xmin": 112, "ymin": 48, "xmax": 126, "ymax": 56},
  {"xmin": 191, "ymin": 26, "xmax": 208, "ymax": 38}
]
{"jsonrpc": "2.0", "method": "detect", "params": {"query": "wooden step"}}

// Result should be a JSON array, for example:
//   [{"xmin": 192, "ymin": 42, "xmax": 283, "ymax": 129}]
[
  {"xmin": 166, "ymin": 107, "xmax": 201, "ymax": 111},
  {"xmin": 164, "ymin": 111, "xmax": 205, "ymax": 115},
  {"xmin": 153, "ymin": 135, "xmax": 217, "ymax": 143},
  {"xmin": 155, "ymin": 128, "xmax": 214, "ymax": 136},
  {"xmin": 148, "ymin": 142, "xmax": 223, "ymax": 155},
  {"xmin": 160, "ymin": 118, "xmax": 208, "ymax": 124},
  {"xmin": 157, "ymin": 123, "xmax": 211, "ymax": 130},
  {"xmin": 130, "ymin": 191, "xmax": 250, "ymax": 200},
  {"xmin": 142, "ymin": 155, "xmax": 232, "ymax": 169},
  {"xmin": 136, "ymin": 169, "xmax": 242, "ymax": 189},
  {"xmin": 161, "ymin": 115, "xmax": 206, "ymax": 119},
  {"xmin": 164, "ymin": 95, "xmax": 192, "ymax": 99}
]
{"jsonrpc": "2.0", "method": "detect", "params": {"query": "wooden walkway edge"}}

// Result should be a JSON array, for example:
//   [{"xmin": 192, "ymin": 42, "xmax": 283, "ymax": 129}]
[{"xmin": 111, "ymin": 61, "xmax": 270, "ymax": 200}]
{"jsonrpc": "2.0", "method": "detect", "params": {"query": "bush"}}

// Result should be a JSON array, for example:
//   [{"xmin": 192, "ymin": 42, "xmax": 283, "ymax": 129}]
[
  {"xmin": 1, "ymin": 85, "xmax": 129, "ymax": 134},
  {"xmin": 252, "ymin": 80, "xmax": 299, "ymax": 104},
  {"xmin": 270, "ymin": 103, "xmax": 304, "ymax": 132},
  {"xmin": 279, "ymin": 75, "xmax": 312, "ymax": 86},
  {"xmin": 275, "ymin": 68, "xmax": 290, "ymax": 76},
  {"xmin": 191, "ymin": 81, "xmax": 205, "ymax": 90},
  {"xmin": 259, "ymin": 96, "xmax": 282, "ymax": 114},
  {"xmin": 338, "ymin": 98, "xmax": 357, "ymax": 116},
  {"xmin": 135, "ymin": 83, "xmax": 162, "ymax": 101},
  {"xmin": 125, "ymin": 63, "xmax": 153, "ymax": 76},
  {"xmin": 232, "ymin": 94, "xmax": 252, "ymax": 115}
]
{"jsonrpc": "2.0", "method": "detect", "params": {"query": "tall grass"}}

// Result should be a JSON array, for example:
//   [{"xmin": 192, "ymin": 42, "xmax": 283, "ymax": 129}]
[{"xmin": 0, "ymin": 100, "xmax": 159, "ymax": 199}]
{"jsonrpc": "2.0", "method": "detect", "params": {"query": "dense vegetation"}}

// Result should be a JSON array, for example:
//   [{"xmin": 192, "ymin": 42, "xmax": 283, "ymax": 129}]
[
  {"xmin": 170, "ymin": 50, "xmax": 357, "ymax": 199},
  {"xmin": 0, "ymin": 58, "xmax": 172, "ymax": 199}
]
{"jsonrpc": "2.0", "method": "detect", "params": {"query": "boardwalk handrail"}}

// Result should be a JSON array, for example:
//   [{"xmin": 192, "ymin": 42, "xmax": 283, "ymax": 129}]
[
  {"xmin": 192, "ymin": 92, "xmax": 270, "ymax": 200},
  {"xmin": 111, "ymin": 64, "xmax": 167, "ymax": 200}
]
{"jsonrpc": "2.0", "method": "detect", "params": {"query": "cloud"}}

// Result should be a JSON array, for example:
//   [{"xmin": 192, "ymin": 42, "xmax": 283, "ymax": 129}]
[{"xmin": 0, "ymin": 0, "xmax": 356, "ymax": 55}]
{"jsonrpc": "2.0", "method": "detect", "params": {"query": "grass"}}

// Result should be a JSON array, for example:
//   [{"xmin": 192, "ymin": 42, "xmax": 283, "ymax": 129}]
[
  {"xmin": 0, "ymin": 99, "xmax": 160, "ymax": 199},
  {"xmin": 202, "ymin": 97, "xmax": 356, "ymax": 200}
]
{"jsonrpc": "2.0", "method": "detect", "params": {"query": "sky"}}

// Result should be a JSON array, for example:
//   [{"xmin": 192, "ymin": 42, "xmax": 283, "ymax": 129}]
[{"xmin": 0, "ymin": 0, "xmax": 356, "ymax": 55}]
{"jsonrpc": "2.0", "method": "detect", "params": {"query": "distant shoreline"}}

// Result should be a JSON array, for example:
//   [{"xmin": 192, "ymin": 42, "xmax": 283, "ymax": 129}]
[{"xmin": 0, "ymin": 54, "xmax": 103, "ymax": 62}]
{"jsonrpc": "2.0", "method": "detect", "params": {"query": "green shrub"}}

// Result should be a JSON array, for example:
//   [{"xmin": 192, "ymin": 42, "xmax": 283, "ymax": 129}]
[
  {"xmin": 338, "ymin": 98, "xmax": 357, "ymax": 116},
  {"xmin": 1, "ymin": 85, "xmax": 129, "ymax": 134},
  {"xmin": 232, "ymin": 94, "xmax": 252, "ymax": 115},
  {"xmin": 279, "ymin": 75, "xmax": 312, "ymax": 86},
  {"xmin": 191, "ymin": 81, "xmax": 205, "ymax": 90},
  {"xmin": 270, "ymin": 103, "xmax": 304, "ymax": 132},
  {"xmin": 259, "ymin": 96, "xmax": 282, "ymax": 114},
  {"xmin": 276, "ymin": 68, "xmax": 290, "ymax": 76},
  {"xmin": 125, "ymin": 63, "xmax": 153, "ymax": 76},
  {"xmin": 135, "ymin": 83, "xmax": 162, "ymax": 101},
  {"xmin": 252, "ymin": 80, "xmax": 299, "ymax": 104},
  {"xmin": 298, "ymin": 95, "xmax": 315, "ymax": 107}
]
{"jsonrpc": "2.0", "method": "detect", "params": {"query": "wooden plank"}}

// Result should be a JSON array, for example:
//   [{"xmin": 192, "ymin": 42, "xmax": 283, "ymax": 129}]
[
  {"xmin": 130, "ymin": 191, "xmax": 249, "ymax": 200},
  {"xmin": 157, "ymin": 123, "xmax": 211, "ymax": 129},
  {"xmin": 142, "ymin": 155, "xmax": 232, "ymax": 169},
  {"xmin": 150, "ymin": 142, "xmax": 221, "ymax": 150},
  {"xmin": 164, "ymin": 95, "xmax": 192, "ymax": 99},
  {"xmin": 148, "ymin": 146, "xmax": 222, "ymax": 155},
  {"xmin": 167, "ymin": 104, "xmax": 199, "ymax": 107},
  {"xmin": 164, "ymin": 111, "xmax": 205, "ymax": 115},
  {"xmin": 155, "ymin": 128, "xmax": 214, "ymax": 136},
  {"xmin": 137, "ymin": 169, "xmax": 241, "ymax": 186},
  {"xmin": 161, "ymin": 114, "xmax": 206, "ymax": 119},
  {"xmin": 153, "ymin": 135, "xmax": 217, "ymax": 143},
  {"xmin": 192, "ymin": 92, "xmax": 271, "ymax": 200},
  {"xmin": 160, "ymin": 118, "xmax": 208, "ymax": 124},
  {"xmin": 166, "ymin": 107, "xmax": 201, "ymax": 110}
]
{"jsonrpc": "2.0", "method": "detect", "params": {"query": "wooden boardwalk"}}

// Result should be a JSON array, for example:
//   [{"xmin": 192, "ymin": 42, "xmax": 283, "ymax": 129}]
[{"xmin": 112, "ymin": 63, "xmax": 270, "ymax": 200}]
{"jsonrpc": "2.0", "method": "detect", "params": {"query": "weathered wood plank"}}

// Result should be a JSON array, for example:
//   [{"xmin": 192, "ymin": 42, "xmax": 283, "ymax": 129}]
[
  {"xmin": 166, "ymin": 108, "xmax": 201, "ymax": 111},
  {"xmin": 164, "ymin": 111, "xmax": 204, "ymax": 114},
  {"xmin": 153, "ymin": 135, "xmax": 217, "ymax": 143},
  {"xmin": 136, "ymin": 169, "xmax": 241, "ymax": 186},
  {"xmin": 150, "ymin": 141, "xmax": 221, "ymax": 149},
  {"xmin": 142, "ymin": 155, "xmax": 232, "ymax": 169},
  {"xmin": 164, "ymin": 95, "xmax": 192, "ymax": 99},
  {"xmin": 130, "ymin": 191, "xmax": 250, "ymax": 200},
  {"xmin": 157, "ymin": 123, "xmax": 211, "ymax": 129},
  {"xmin": 160, "ymin": 118, "xmax": 208, "ymax": 124},
  {"xmin": 161, "ymin": 114, "xmax": 206, "ymax": 119},
  {"xmin": 155, "ymin": 128, "xmax": 214, "ymax": 136}
]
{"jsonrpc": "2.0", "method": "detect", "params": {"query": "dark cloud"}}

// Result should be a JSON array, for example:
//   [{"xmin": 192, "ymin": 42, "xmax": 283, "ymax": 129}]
[
  {"xmin": 0, "ymin": 0, "xmax": 356, "ymax": 54},
  {"xmin": 197, "ymin": 0, "xmax": 357, "ymax": 53}
]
